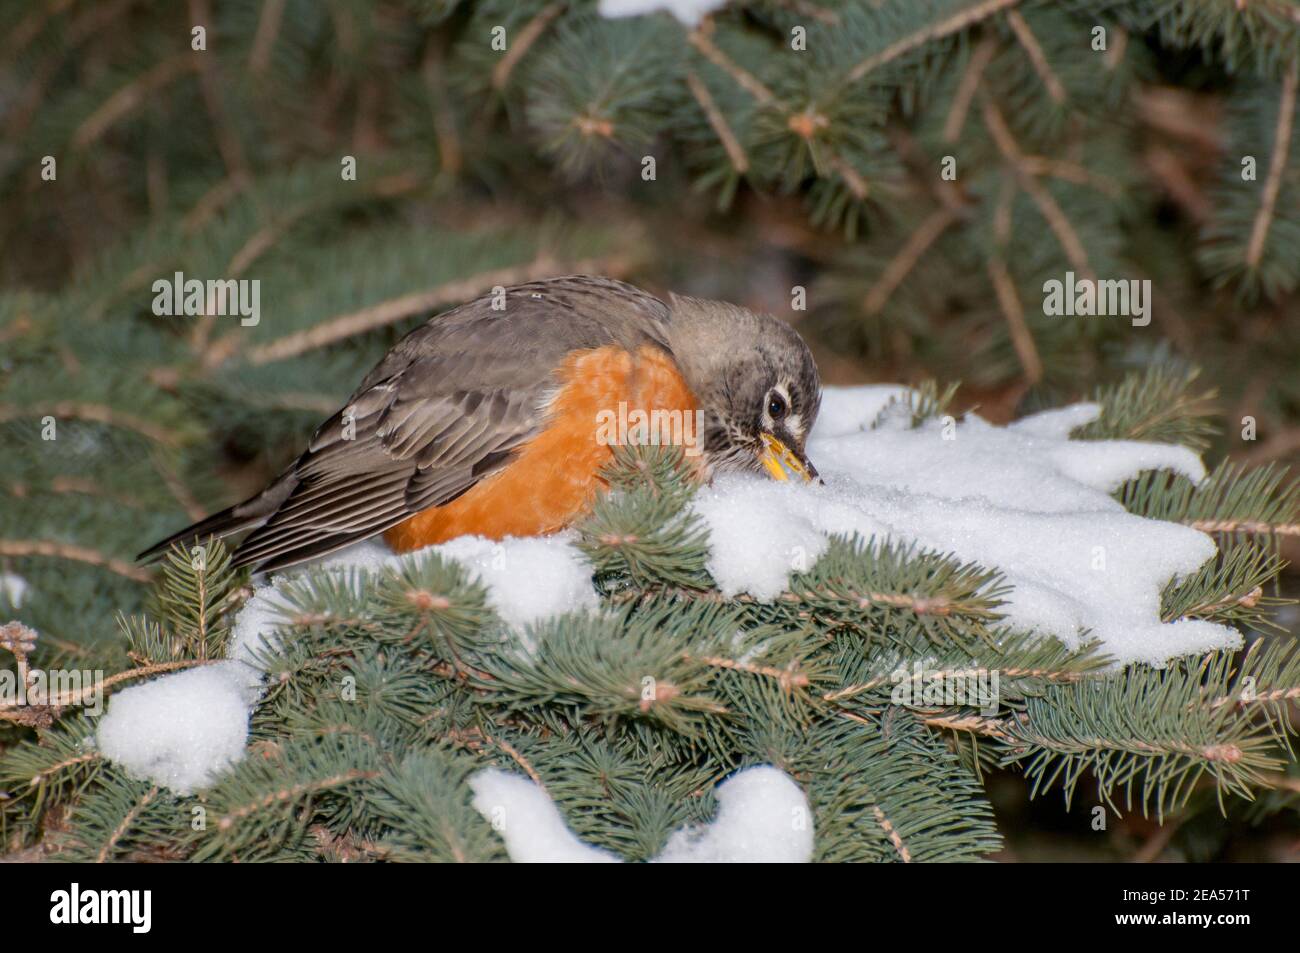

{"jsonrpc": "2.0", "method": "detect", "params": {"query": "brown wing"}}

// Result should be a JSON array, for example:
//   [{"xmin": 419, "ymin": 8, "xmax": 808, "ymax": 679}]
[{"xmin": 221, "ymin": 276, "xmax": 672, "ymax": 571}]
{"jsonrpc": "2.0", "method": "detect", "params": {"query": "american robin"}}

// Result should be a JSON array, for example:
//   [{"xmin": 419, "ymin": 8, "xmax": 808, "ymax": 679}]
[{"xmin": 140, "ymin": 276, "xmax": 821, "ymax": 572}]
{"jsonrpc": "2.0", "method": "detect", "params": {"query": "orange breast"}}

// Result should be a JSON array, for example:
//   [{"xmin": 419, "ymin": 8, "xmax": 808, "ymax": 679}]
[{"xmin": 383, "ymin": 344, "xmax": 699, "ymax": 552}]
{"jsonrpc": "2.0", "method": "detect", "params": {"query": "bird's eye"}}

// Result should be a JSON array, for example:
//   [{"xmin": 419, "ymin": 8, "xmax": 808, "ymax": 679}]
[{"xmin": 767, "ymin": 393, "xmax": 787, "ymax": 419}]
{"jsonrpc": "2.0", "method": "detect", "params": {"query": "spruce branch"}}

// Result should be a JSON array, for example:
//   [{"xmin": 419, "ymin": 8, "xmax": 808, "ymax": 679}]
[
  {"xmin": 0, "ymin": 401, "xmax": 185, "ymax": 448},
  {"xmin": 492, "ymin": 2, "xmax": 566, "ymax": 90},
  {"xmin": 148, "ymin": 540, "xmax": 240, "ymax": 660},
  {"xmin": 96, "ymin": 783, "xmax": 159, "ymax": 864},
  {"xmin": 578, "ymin": 444, "xmax": 712, "ymax": 594},
  {"xmin": 8, "ymin": 2, "xmax": 1300, "ymax": 862},
  {"xmin": 55, "ymin": 772, "xmax": 184, "ymax": 863},
  {"xmin": 1244, "ymin": 62, "xmax": 1296, "ymax": 271},
  {"xmin": 944, "ymin": 33, "xmax": 999, "ymax": 141},
  {"xmin": 687, "ymin": 21, "xmax": 777, "ymax": 107},
  {"xmin": 989, "ymin": 171, "xmax": 1043, "ymax": 384},
  {"xmin": 472, "ymin": 603, "xmax": 736, "ymax": 733},
  {"xmin": 979, "ymin": 92, "xmax": 1095, "ymax": 282},
  {"xmin": 0, "ymin": 540, "xmax": 152, "ymax": 582},
  {"xmin": 686, "ymin": 69, "xmax": 750, "ymax": 173},
  {"xmin": 1074, "ymin": 365, "xmax": 1218, "ymax": 451},
  {"xmin": 1005, "ymin": 9, "xmax": 1066, "ymax": 105},
  {"xmin": 999, "ymin": 657, "xmax": 1288, "ymax": 820},
  {"xmin": 862, "ymin": 206, "xmax": 962, "ymax": 315},
  {"xmin": 870, "ymin": 379, "xmax": 961, "ymax": 427},
  {"xmin": 71, "ymin": 54, "xmax": 196, "ymax": 150},
  {"xmin": 844, "ymin": 0, "xmax": 1019, "ymax": 85},
  {"xmin": 1119, "ymin": 460, "xmax": 1300, "ymax": 540},
  {"xmin": 369, "ymin": 749, "xmax": 506, "ymax": 862},
  {"xmin": 1160, "ymin": 539, "xmax": 1285, "ymax": 631},
  {"xmin": 192, "ymin": 734, "xmax": 386, "ymax": 862}
]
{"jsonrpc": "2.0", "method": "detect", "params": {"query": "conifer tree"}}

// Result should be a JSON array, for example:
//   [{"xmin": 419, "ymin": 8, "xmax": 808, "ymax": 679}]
[{"xmin": 2, "ymin": 0, "xmax": 1299, "ymax": 861}]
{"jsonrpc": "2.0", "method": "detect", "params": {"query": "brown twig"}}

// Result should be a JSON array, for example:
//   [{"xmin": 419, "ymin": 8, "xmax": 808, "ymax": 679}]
[
  {"xmin": 686, "ymin": 70, "xmax": 749, "ymax": 173},
  {"xmin": 1005, "ymin": 9, "xmax": 1066, "ymax": 104},
  {"xmin": 872, "ymin": 804, "xmax": 912, "ymax": 862},
  {"xmin": 825, "ymin": 664, "xmax": 1088, "ymax": 703},
  {"xmin": 693, "ymin": 654, "xmax": 810, "ymax": 691},
  {"xmin": 73, "ymin": 54, "xmax": 195, "ymax": 149},
  {"xmin": 612, "ymin": 582, "xmax": 992, "ymax": 619},
  {"xmin": 248, "ymin": 0, "xmax": 287, "ymax": 74},
  {"xmin": 943, "ymin": 35, "xmax": 998, "ymax": 142},
  {"xmin": 4, "ymin": 0, "xmax": 75, "ymax": 61},
  {"xmin": 217, "ymin": 770, "xmax": 380, "ymax": 830},
  {"xmin": 826, "ymin": 152, "xmax": 870, "ymax": 200},
  {"xmin": 1104, "ymin": 27, "xmax": 1128, "ymax": 71},
  {"xmin": 1190, "ymin": 517, "xmax": 1300, "ymax": 537},
  {"xmin": 493, "ymin": 2, "xmax": 565, "ymax": 90},
  {"xmin": 1234, "ymin": 426, "xmax": 1300, "ymax": 466},
  {"xmin": 1021, "ymin": 156, "xmax": 1122, "ymax": 197},
  {"xmin": 182, "ymin": 176, "xmax": 248, "ymax": 233},
  {"xmin": 768, "ymin": 0, "xmax": 839, "ymax": 24},
  {"xmin": 481, "ymin": 732, "xmax": 544, "ymax": 786},
  {"xmin": 0, "ymin": 540, "xmax": 151, "ymax": 582},
  {"xmin": 1211, "ymin": 683, "xmax": 1300, "ymax": 710},
  {"xmin": 920, "ymin": 711, "xmax": 1017, "ymax": 741},
  {"xmin": 0, "ymin": 401, "xmax": 183, "ymax": 448},
  {"xmin": 189, "ymin": 0, "xmax": 251, "ymax": 185},
  {"xmin": 97, "ymin": 785, "xmax": 158, "ymax": 863},
  {"xmin": 687, "ymin": 22, "xmax": 777, "ymax": 107},
  {"xmin": 981, "ymin": 95, "xmax": 1095, "ymax": 282},
  {"xmin": 27, "ymin": 752, "xmax": 102, "ymax": 789},
  {"xmin": 863, "ymin": 207, "xmax": 960, "ymax": 315},
  {"xmin": 1168, "ymin": 586, "xmax": 1263, "ymax": 623},
  {"xmin": 0, "ymin": 658, "xmax": 214, "ymax": 716},
  {"xmin": 844, "ymin": 0, "xmax": 1019, "ymax": 84},
  {"xmin": 150, "ymin": 451, "xmax": 207, "ymax": 522},
  {"xmin": 989, "ymin": 172, "xmax": 1043, "ymax": 384},
  {"xmin": 422, "ymin": 42, "xmax": 463, "ymax": 176},
  {"xmin": 1245, "ymin": 63, "xmax": 1298, "ymax": 269}
]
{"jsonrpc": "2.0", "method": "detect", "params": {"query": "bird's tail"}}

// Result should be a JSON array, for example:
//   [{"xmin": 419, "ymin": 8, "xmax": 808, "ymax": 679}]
[{"xmin": 136, "ymin": 478, "xmax": 293, "ymax": 564}]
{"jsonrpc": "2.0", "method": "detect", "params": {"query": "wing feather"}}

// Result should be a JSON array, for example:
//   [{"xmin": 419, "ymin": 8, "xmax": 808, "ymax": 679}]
[{"xmin": 217, "ymin": 276, "xmax": 673, "ymax": 570}]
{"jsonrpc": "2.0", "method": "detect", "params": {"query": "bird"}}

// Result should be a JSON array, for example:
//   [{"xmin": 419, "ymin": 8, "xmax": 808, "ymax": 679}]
[{"xmin": 139, "ymin": 275, "xmax": 821, "ymax": 573}]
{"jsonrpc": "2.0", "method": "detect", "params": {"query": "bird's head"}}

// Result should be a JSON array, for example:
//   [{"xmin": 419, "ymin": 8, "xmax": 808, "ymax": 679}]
[{"xmin": 667, "ymin": 294, "xmax": 821, "ymax": 482}]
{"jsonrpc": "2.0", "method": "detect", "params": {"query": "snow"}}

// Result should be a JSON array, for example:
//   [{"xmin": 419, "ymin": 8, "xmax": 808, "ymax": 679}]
[
  {"xmin": 427, "ymin": 535, "xmax": 600, "ymax": 630},
  {"xmin": 695, "ymin": 387, "xmax": 1234, "ymax": 667},
  {"xmin": 311, "ymin": 533, "xmax": 599, "ymax": 630},
  {"xmin": 470, "ymin": 765, "xmax": 813, "ymax": 863},
  {"xmin": 96, "ymin": 663, "xmax": 253, "ymax": 795},
  {"xmin": 655, "ymin": 765, "xmax": 813, "ymax": 863},
  {"xmin": 96, "ymin": 533, "xmax": 598, "ymax": 792},
  {"xmin": 470, "ymin": 769, "xmax": 620, "ymax": 863},
  {"xmin": 809, "ymin": 384, "xmax": 913, "ymax": 438},
  {"xmin": 0, "ymin": 572, "xmax": 27, "ymax": 608},
  {"xmin": 224, "ymin": 583, "xmax": 287, "ymax": 679},
  {"xmin": 598, "ymin": 0, "xmax": 729, "ymax": 27}
]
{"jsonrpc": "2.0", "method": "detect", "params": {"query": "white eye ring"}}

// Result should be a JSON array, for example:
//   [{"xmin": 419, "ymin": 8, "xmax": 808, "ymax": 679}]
[{"xmin": 763, "ymin": 383, "xmax": 792, "ymax": 428}]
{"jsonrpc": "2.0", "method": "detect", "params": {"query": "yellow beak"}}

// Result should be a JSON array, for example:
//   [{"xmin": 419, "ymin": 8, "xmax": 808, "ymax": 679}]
[{"xmin": 759, "ymin": 432, "xmax": 815, "ymax": 482}]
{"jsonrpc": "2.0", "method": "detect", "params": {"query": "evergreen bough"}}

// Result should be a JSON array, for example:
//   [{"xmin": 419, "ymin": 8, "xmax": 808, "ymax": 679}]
[
  {"xmin": 2, "ymin": 369, "xmax": 1299, "ymax": 861},
  {"xmin": 3, "ymin": 0, "xmax": 1300, "ymax": 860}
]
